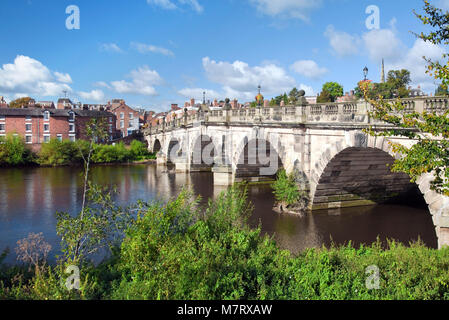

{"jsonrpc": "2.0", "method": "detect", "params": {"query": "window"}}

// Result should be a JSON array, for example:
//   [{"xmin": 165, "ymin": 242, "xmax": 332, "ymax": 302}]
[
  {"xmin": 120, "ymin": 112, "xmax": 124, "ymax": 119},
  {"xmin": 68, "ymin": 112, "xmax": 75, "ymax": 122},
  {"xmin": 109, "ymin": 117, "xmax": 113, "ymax": 123},
  {"xmin": 0, "ymin": 116, "xmax": 5, "ymax": 121},
  {"xmin": 0, "ymin": 124, "xmax": 4, "ymax": 132},
  {"xmin": 69, "ymin": 135, "xmax": 76, "ymax": 142},
  {"xmin": 128, "ymin": 121, "xmax": 133, "ymax": 128},
  {"xmin": 25, "ymin": 135, "xmax": 32, "ymax": 144},
  {"xmin": 57, "ymin": 134, "xmax": 62, "ymax": 141},
  {"xmin": 44, "ymin": 124, "xmax": 50, "ymax": 132},
  {"xmin": 69, "ymin": 124, "xmax": 75, "ymax": 132},
  {"xmin": 25, "ymin": 116, "xmax": 32, "ymax": 122},
  {"xmin": 129, "ymin": 113, "xmax": 133, "ymax": 119},
  {"xmin": 43, "ymin": 135, "xmax": 50, "ymax": 143},
  {"xmin": 44, "ymin": 111, "xmax": 50, "ymax": 121},
  {"xmin": 26, "ymin": 124, "xmax": 32, "ymax": 132},
  {"xmin": 109, "ymin": 124, "xmax": 113, "ymax": 133},
  {"xmin": 120, "ymin": 120, "xmax": 124, "ymax": 129}
]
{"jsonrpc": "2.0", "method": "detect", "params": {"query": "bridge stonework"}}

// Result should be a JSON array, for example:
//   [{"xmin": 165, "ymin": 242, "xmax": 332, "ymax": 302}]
[{"xmin": 144, "ymin": 97, "xmax": 449, "ymax": 248}]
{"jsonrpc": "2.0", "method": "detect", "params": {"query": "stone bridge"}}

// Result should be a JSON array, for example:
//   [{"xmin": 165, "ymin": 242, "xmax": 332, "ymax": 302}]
[{"xmin": 144, "ymin": 97, "xmax": 449, "ymax": 248}]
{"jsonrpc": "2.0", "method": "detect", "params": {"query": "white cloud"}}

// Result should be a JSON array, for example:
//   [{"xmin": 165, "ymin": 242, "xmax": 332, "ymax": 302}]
[
  {"xmin": 78, "ymin": 89, "xmax": 105, "ymax": 102},
  {"xmin": 290, "ymin": 60, "xmax": 328, "ymax": 79},
  {"xmin": 110, "ymin": 66, "xmax": 163, "ymax": 96},
  {"xmin": 99, "ymin": 43, "xmax": 123, "ymax": 53},
  {"xmin": 202, "ymin": 57, "xmax": 298, "ymax": 99},
  {"xmin": 54, "ymin": 72, "xmax": 72, "ymax": 84},
  {"xmin": 324, "ymin": 25, "xmax": 360, "ymax": 57},
  {"xmin": 362, "ymin": 28, "xmax": 405, "ymax": 62},
  {"xmin": 131, "ymin": 42, "xmax": 175, "ymax": 57},
  {"xmin": 249, "ymin": 0, "xmax": 322, "ymax": 20},
  {"xmin": 146, "ymin": 0, "xmax": 203, "ymax": 13},
  {"xmin": 387, "ymin": 39, "xmax": 445, "ymax": 92},
  {"xmin": 178, "ymin": 88, "xmax": 221, "ymax": 100},
  {"xmin": 94, "ymin": 81, "xmax": 111, "ymax": 89},
  {"xmin": 0, "ymin": 55, "xmax": 72, "ymax": 98}
]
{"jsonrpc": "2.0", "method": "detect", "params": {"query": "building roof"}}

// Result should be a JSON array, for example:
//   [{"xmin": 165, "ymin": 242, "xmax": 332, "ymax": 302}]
[
  {"xmin": 0, "ymin": 107, "xmax": 112, "ymax": 118},
  {"xmin": 57, "ymin": 98, "xmax": 73, "ymax": 104}
]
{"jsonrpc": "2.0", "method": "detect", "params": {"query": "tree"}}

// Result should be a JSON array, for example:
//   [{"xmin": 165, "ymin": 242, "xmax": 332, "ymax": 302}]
[
  {"xmin": 387, "ymin": 69, "xmax": 411, "ymax": 98},
  {"xmin": 316, "ymin": 90, "xmax": 332, "ymax": 103},
  {"xmin": 270, "ymin": 93, "xmax": 289, "ymax": 106},
  {"xmin": 56, "ymin": 119, "xmax": 132, "ymax": 264},
  {"xmin": 288, "ymin": 88, "xmax": 301, "ymax": 105},
  {"xmin": 9, "ymin": 97, "xmax": 34, "ymax": 109},
  {"xmin": 435, "ymin": 84, "xmax": 449, "ymax": 96},
  {"xmin": 322, "ymin": 82, "xmax": 344, "ymax": 102},
  {"xmin": 362, "ymin": 0, "xmax": 449, "ymax": 196}
]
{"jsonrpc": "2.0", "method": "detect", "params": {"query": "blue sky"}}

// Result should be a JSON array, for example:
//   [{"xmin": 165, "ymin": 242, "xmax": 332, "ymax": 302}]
[{"xmin": 0, "ymin": 0, "xmax": 447, "ymax": 111}]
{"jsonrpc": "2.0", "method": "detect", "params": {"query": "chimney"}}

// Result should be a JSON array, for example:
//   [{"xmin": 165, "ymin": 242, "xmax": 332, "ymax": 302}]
[
  {"xmin": 171, "ymin": 104, "xmax": 179, "ymax": 111},
  {"xmin": 190, "ymin": 98, "xmax": 195, "ymax": 107}
]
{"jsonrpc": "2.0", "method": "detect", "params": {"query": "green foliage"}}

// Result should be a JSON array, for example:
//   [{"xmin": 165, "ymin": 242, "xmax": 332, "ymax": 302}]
[
  {"xmin": 36, "ymin": 139, "xmax": 155, "ymax": 166},
  {"xmin": 272, "ymin": 169, "xmax": 301, "ymax": 206},
  {"xmin": 355, "ymin": 70, "xmax": 411, "ymax": 100},
  {"xmin": 321, "ymin": 82, "xmax": 344, "ymax": 102},
  {"xmin": 2, "ymin": 189, "xmax": 449, "ymax": 300},
  {"xmin": 362, "ymin": 1, "xmax": 449, "ymax": 196},
  {"xmin": 270, "ymin": 93, "xmax": 289, "ymax": 106},
  {"xmin": 316, "ymin": 90, "xmax": 333, "ymax": 103},
  {"xmin": 288, "ymin": 88, "xmax": 301, "ymax": 105},
  {"xmin": 0, "ymin": 134, "xmax": 36, "ymax": 166},
  {"xmin": 56, "ymin": 183, "xmax": 132, "ymax": 265},
  {"xmin": 435, "ymin": 84, "xmax": 449, "ymax": 96}
]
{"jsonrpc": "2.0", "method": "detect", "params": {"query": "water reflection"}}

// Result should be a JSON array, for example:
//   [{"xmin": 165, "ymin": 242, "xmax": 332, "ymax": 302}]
[{"xmin": 0, "ymin": 164, "xmax": 438, "ymax": 264}]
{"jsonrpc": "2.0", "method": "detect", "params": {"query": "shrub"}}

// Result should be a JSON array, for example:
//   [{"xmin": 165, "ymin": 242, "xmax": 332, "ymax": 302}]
[
  {"xmin": 0, "ymin": 134, "xmax": 35, "ymax": 166},
  {"xmin": 272, "ymin": 169, "xmax": 301, "ymax": 206}
]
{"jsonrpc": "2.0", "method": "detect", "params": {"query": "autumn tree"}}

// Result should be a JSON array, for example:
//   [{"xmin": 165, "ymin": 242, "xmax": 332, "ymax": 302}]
[{"xmin": 9, "ymin": 97, "xmax": 34, "ymax": 109}]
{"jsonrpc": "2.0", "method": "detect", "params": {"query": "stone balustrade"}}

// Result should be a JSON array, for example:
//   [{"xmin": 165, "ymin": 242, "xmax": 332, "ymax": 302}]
[{"xmin": 144, "ymin": 97, "xmax": 449, "ymax": 135}]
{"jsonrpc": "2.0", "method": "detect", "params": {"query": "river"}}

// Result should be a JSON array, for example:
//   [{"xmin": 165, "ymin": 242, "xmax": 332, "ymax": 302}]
[{"xmin": 0, "ymin": 164, "xmax": 438, "ymax": 264}]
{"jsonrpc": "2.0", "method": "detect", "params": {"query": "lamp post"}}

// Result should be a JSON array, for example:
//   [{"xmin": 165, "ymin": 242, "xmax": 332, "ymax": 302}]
[{"xmin": 363, "ymin": 66, "xmax": 369, "ymax": 81}]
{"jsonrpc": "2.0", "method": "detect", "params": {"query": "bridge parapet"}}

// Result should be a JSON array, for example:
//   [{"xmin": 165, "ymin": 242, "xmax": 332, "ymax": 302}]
[{"xmin": 143, "ymin": 97, "xmax": 449, "ymax": 135}]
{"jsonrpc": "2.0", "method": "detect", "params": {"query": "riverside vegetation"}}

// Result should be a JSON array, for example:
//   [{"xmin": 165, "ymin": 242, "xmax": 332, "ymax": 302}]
[
  {"xmin": 1, "ymin": 186, "xmax": 449, "ymax": 300},
  {"xmin": 0, "ymin": 134, "xmax": 156, "ymax": 167}
]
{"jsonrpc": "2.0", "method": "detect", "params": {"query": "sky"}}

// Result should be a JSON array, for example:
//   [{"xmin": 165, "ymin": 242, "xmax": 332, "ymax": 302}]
[{"xmin": 0, "ymin": 0, "xmax": 448, "ymax": 112}]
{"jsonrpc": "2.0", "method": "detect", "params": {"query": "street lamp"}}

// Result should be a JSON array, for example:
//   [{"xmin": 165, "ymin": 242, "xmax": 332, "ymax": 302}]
[{"xmin": 363, "ymin": 66, "xmax": 369, "ymax": 81}]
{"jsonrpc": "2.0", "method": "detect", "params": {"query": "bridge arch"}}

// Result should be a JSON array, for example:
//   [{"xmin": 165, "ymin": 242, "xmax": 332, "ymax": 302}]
[
  {"xmin": 191, "ymin": 134, "xmax": 217, "ymax": 171},
  {"xmin": 234, "ymin": 136, "xmax": 284, "ymax": 181},
  {"xmin": 310, "ymin": 134, "xmax": 449, "ymax": 248},
  {"xmin": 166, "ymin": 138, "xmax": 182, "ymax": 165},
  {"xmin": 153, "ymin": 139, "xmax": 162, "ymax": 153}
]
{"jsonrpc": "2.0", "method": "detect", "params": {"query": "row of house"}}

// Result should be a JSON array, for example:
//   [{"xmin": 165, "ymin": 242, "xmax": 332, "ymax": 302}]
[{"xmin": 0, "ymin": 108, "xmax": 117, "ymax": 152}]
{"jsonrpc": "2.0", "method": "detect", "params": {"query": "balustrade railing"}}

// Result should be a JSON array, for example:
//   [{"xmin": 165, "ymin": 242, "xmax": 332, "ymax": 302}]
[{"xmin": 143, "ymin": 96, "xmax": 449, "ymax": 135}]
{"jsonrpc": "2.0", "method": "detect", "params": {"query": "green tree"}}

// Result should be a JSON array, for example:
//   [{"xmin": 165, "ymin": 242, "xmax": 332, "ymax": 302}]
[
  {"xmin": 435, "ymin": 84, "xmax": 449, "ymax": 96},
  {"xmin": 362, "ymin": 0, "xmax": 449, "ymax": 196},
  {"xmin": 272, "ymin": 169, "xmax": 301, "ymax": 207},
  {"xmin": 0, "ymin": 134, "xmax": 35, "ymax": 166},
  {"xmin": 387, "ymin": 69, "xmax": 411, "ymax": 97},
  {"xmin": 9, "ymin": 97, "xmax": 34, "ymax": 109},
  {"xmin": 322, "ymin": 82, "xmax": 344, "ymax": 102},
  {"xmin": 288, "ymin": 88, "xmax": 301, "ymax": 105},
  {"xmin": 316, "ymin": 90, "xmax": 332, "ymax": 103}
]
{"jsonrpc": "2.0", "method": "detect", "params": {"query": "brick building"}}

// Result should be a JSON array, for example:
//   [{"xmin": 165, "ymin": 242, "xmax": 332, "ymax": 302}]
[
  {"xmin": 0, "ymin": 108, "xmax": 117, "ymax": 151},
  {"xmin": 111, "ymin": 101, "xmax": 140, "ymax": 137}
]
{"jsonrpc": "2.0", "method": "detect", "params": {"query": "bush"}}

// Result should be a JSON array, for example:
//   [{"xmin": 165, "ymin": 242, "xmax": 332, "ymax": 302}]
[
  {"xmin": 272, "ymin": 169, "xmax": 301, "ymax": 206},
  {"xmin": 0, "ymin": 134, "xmax": 36, "ymax": 166},
  {"xmin": 37, "ymin": 139, "xmax": 155, "ymax": 166},
  {"xmin": 38, "ymin": 139, "xmax": 81, "ymax": 166}
]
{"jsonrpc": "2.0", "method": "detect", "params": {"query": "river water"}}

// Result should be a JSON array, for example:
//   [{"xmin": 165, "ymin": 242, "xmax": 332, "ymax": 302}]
[{"xmin": 0, "ymin": 164, "xmax": 438, "ymax": 264}]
